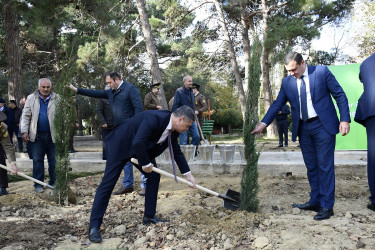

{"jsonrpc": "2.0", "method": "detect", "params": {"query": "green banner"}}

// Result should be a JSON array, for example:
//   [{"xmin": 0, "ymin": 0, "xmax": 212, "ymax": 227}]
[{"xmin": 328, "ymin": 64, "xmax": 366, "ymax": 150}]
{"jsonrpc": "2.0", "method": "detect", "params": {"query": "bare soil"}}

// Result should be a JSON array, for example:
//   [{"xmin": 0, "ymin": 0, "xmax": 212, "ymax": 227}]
[{"xmin": 1, "ymin": 137, "xmax": 374, "ymax": 249}]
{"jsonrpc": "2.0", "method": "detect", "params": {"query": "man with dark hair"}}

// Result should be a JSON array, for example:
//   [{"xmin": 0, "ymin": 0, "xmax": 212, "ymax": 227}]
[
  {"xmin": 8, "ymin": 100, "xmax": 22, "ymax": 152},
  {"xmin": 252, "ymin": 51, "xmax": 350, "ymax": 220},
  {"xmin": 88, "ymin": 105, "xmax": 197, "ymax": 243},
  {"xmin": 21, "ymin": 78, "xmax": 59, "ymax": 193},
  {"xmin": 354, "ymin": 53, "xmax": 375, "ymax": 212},
  {"xmin": 69, "ymin": 72, "xmax": 143, "ymax": 195},
  {"xmin": 172, "ymin": 75, "xmax": 200, "ymax": 146}
]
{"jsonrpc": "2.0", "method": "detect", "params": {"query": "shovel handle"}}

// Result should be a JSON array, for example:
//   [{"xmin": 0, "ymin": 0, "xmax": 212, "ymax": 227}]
[
  {"xmin": 130, "ymin": 158, "xmax": 220, "ymax": 197},
  {"xmin": 0, "ymin": 164, "xmax": 54, "ymax": 189}
]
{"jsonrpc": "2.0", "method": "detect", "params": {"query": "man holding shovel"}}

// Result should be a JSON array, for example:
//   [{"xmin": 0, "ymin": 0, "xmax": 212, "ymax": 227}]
[
  {"xmin": 0, "ymin": 112, "xmax": 19, "ymax": 196},
  {"xmin": 88, "ymin": 105, "xmax": 197, "ymax": 243}
]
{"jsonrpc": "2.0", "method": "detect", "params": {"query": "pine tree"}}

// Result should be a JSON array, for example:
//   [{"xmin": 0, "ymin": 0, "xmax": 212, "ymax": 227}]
[
  {"xmin": 53, "ymin": 53, "xmax": 76, "ymax": 205},
  {"xmin": 240, "ymin": 38, "xmax": 262, "ymax": 212}
]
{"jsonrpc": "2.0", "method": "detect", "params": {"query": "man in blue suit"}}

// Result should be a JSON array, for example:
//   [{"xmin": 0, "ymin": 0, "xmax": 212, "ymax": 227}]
[
  {"xmin": 252, "ymin": 52, "xmax": 350, "ymax": 220},
  {"xmin": 354, "ymin": 53, "xmax": 375, "ymax": 212},
  {"xmin": 88, "ymin": 106, "xmax": 197, "ymax": 243}
]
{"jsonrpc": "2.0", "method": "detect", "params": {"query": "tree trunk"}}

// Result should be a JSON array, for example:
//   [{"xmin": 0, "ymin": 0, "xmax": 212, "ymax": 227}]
[
  {"xmin": 240, "ymin": 4, "xmax": 250, "ymax": 95},
  {"xmin": 2, "ymin": 0, "xmax": 23, "ymax": 103},
  {"xmin": 261, "ymin": 0, "xmax": 277, "ymax": 138},
  {"xmin": 135, "ymin": 0, "xmax": 168, "ymax": 110},
  {"xmin": 213, "ymin": 0, "xmax": 247, "ymax": 120}
]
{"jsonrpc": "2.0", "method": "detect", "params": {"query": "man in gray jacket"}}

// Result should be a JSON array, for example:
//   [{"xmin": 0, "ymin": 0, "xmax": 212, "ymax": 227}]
[{"xmin": 21, "ymin": 78, "xmax": 59, "ymax": 193}]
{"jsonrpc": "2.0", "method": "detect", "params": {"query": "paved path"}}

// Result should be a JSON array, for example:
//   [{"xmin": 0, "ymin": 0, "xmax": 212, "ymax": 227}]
[{"xmin": 13, "ymin": 136, "xmax": 367, "ymax": 177}]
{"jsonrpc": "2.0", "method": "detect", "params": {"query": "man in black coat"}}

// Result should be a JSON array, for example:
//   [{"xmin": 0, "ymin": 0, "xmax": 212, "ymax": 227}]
[
  {"xmin": 355, "ymin": 53, "xmax": 375, "ymax": 212},
  {"xmin": 89, "ymin": 105, "xmax": 197, "ymax": 243},
  {"xmin": 276, "ymin": 104, "xmax": 290, "ymax": 147}
]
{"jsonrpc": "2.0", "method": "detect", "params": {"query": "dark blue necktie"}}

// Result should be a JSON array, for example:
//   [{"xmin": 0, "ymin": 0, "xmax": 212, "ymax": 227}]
[
  {"xmin": 168, "ymin": 130, "xmax": 178, "ymax": 183},
  {"xmin": 300, "ymin": 76, "xmax": 308, "ymax": 121}
]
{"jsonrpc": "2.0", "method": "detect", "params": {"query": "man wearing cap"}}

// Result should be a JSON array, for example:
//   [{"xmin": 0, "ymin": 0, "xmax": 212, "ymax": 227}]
[
  {"xmin": 144, "ymin": 83, "xmax": 162, "ymax": 110},
  {"xmin": 21, "ymin": 78, "xmax": 59, "ymax": 193},
  {"xmin": 0, "ymin": 113, "xmax": 19, "ymax": 196},
  {"xmin": 192, "ymin": 83, "xmax": 208, "ymax": 128}
]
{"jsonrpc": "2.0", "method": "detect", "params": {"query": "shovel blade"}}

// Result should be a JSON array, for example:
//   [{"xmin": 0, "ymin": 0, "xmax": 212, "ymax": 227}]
[{"xmin": 223, "ymin": 189, "xmax": 241, "ymax": 211}]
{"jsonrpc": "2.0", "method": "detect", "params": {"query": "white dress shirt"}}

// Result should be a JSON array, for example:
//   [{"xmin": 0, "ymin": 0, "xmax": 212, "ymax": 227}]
[{"xmin": 297, "ymin": 66, "xmax": 318, "ymax": 119}]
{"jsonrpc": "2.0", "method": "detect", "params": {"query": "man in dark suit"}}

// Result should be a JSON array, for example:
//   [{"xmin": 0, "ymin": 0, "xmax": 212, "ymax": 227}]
[
  {"xmin": 276, "ymin": 104, "xmax": 290, "ymax": 147},
  {"xmin": 354, "ymin": 53, "xmax": 375, "ymax": 212},
  {"xmin": 252, "ymin": 52, "xmax": 350, "ymax": 220},
  {"xmin": 70, "ymin": 71, "xmax": 143, "ymax": 195},
  {"xmin": 88, "ymin": 105, "xmax": 197, "ymax": 243}
]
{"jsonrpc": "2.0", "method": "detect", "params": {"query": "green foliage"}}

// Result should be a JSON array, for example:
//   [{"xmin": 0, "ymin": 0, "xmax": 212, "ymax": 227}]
[
  {"xmin": 208, "ymin": 81, "xmax": 243, "ymax": 130},
  {"xmin": 307, "ymin": 50, "xmax": 336, "ymax": 65},
  {"xmin": 240, "ymin": 38, "xmax": 262, "ymax": 212},
  {"xmin": 352, "ymin": 0, "xmax": 375, "ymax": 57},
  {"xmin": 53, "ymin": 47, "xmax": 77, "ymax": 205}
]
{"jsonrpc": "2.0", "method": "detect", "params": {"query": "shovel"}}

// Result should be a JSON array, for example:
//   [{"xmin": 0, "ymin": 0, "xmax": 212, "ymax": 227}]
[
  {"xmin": 0, "ymin": 164, "xmax": 54, "ymax": 189},
  {"xmin": 130, "ymin": 158, "xmax": 241, "ymax": 211},
  {"xmin": 195, "ymin": 115, "xmax": 209, "ymax": 145}
]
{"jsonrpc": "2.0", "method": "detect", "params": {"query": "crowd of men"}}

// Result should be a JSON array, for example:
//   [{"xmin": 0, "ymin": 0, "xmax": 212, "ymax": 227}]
[{"xmin": 0, "ymin": 51, "xmax": 374, "ymax": 244}]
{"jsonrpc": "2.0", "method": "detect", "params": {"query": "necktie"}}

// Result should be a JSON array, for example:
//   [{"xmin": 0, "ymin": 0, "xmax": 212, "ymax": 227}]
[
  {"xmin": 168, "ymin": 130, "xmax": 178, "ymax": 183},
  {"xmin": 300, "ymin": 76, "xmax": 308, "ymax": 121}
]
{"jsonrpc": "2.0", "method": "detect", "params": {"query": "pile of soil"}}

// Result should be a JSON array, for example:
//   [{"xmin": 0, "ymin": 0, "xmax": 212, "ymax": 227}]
[{"xmin": 1, "ymin": 170, "xmax": 375, "ymax": 249}]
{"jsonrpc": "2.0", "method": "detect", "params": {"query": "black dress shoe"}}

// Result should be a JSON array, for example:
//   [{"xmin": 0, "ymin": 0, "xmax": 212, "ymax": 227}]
[
  {"xmin": 113, "ymin": 187, "xmax": 134, "ymax": 195},
  {"xmin": 367, "ymin": 203, "xmax": 375, "ymax": 212},
  {"xmin": 314, "ymin": 208, "xmax": 334, "ymax": 220},
  {"xmin": 142, "ymin": 216, "xmax": 169, "ymax": 225},
  {"xmin": 0, "ymin": 188, "xmax": 8, "ymax": 196},
  {"xmin": 292, "ymin": 202, "xmax": 320, "ymax": 212},
  {"xmin": 89, "ymin": 227, "xmax": 102, "ymax": 243},
  {"xmin": 278, "ymin": 145, "xmax": 283, "ymax": 147}
]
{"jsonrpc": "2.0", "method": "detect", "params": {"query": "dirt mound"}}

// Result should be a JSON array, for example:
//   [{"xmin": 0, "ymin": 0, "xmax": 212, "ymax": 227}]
[{"xmin": 1, "ymin": 172, "xmax": 375, "ymax": 249}]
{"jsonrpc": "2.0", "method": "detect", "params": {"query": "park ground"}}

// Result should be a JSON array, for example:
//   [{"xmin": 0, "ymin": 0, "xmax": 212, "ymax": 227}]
[{"xmin": 0, "ymin": 135, "xmax": 374, "ymax": 249}]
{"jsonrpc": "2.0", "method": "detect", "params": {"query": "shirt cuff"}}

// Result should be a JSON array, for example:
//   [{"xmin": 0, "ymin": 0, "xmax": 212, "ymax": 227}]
[
  {"xmin": 183, "ymin": 171, "xmax": 191, "ymax": 175},
  {"xmin": 143, "ymin": 163, "xmax": 152, "ymax": 168},
  {"xmin": 261, "ymin": 122, "xmax": 268, "ymax": 126}
]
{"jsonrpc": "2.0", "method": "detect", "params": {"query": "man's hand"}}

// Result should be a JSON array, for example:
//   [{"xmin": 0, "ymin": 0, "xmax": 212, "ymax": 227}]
[
  {"xmin": 157, "ymin": 105, "xmax": 162, "ymax": 110},
  {"xmin": 251, "ymin": 123, "xmax": 267, "ymax": 135},
  {"xmin": 195, "ymin": 111, "xmax": 199, "ymax": 115},
  {"xmin": 21, "ymin": 133, "xmax": 29, "ymax": 143},
  {"xmin": 185, "ymin": 172, "xmax": 196, "ymax": 188},
  {"xmin": 142, "ymin": 163, "xmax": 153, "ymax": 173},
  {"xmin": 339, "ymin": 121, "xmax": 350, "ymax": 136},
  {"xmin": 69, "ymin": 84, "xmax": 78, "ymax": 93},
  {"xmin": 10, "ymin": 162, "xmax": 18, "ymax": 174},
  {"xmin": 102, "ymin": 124, "xmax": 108, "ymax": 128}
]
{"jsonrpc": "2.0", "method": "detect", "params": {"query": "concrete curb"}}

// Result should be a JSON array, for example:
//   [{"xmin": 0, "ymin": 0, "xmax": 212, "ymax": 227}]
[{"xmin": 13, "ymin": 150, "xmax": 367, "ymax": 177}]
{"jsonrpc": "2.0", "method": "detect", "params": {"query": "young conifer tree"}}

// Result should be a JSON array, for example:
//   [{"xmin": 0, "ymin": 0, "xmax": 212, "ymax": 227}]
[
  {"xmin": 53, "ymin": 67, "xmax": 76, "ymax": 205},
  {"xmin": 240, "ymin": 38, "xmax": 262, "ymax": 212}
]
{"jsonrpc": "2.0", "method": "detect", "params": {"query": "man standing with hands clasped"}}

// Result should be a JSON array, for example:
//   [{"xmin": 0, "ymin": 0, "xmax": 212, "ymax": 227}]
[{"xmin": 252, "ymin": 52, "xmax": 350, "ymax": 220}]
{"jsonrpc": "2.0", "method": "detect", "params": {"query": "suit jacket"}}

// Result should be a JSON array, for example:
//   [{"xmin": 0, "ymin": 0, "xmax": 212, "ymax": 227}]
[
  {"xmin": 105, "ymin": 110, "xmax": 190, "ymax": 174},
  {"xmin": 97, "ymin": 99, "xmax": 114, "ymax": 129},
  {"xmin": 77, "ymin": 80, "xmax": 143, "ymax": 126},
  {"xmin": 262, "ymin": 65, "xmax": 350, "ymax": 141},
  {"xmin": 355, "ymin": 53, "xmax": 375, "ymax": 127},
  {"xmin": 276, "ymin": 104, "xmax": 290, "ymax": 121}
]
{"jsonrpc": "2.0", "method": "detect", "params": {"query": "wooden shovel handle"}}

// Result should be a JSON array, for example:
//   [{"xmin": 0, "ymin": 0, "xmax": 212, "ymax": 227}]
[
  {"xmin": 0, "ymin": 164, "xmax": 54, "ymax": 189},
  {"xmin": 130, "ymin": 158, "xmax": 219, "ymax": 197}
]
